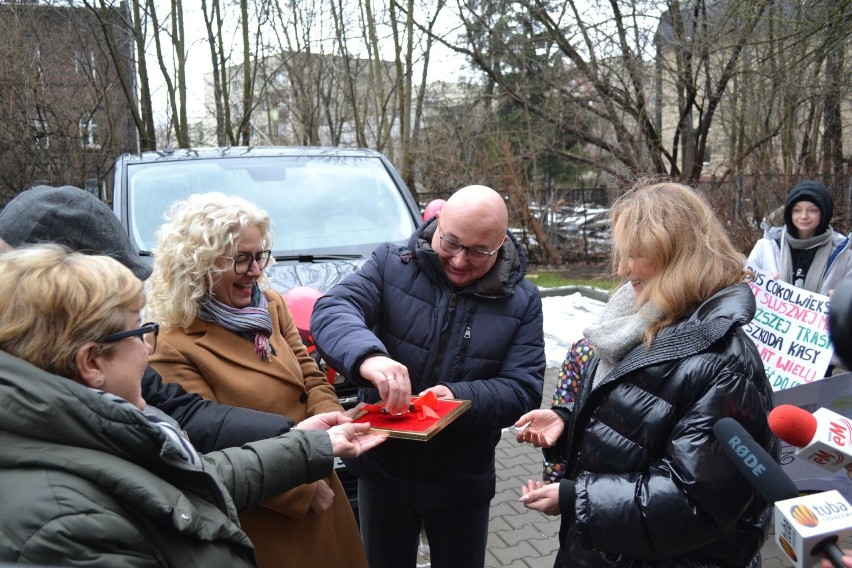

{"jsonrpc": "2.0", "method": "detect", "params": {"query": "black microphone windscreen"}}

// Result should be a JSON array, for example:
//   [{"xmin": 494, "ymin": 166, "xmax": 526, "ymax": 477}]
[{"xmin": 713, "ymin": 417, "xmax": 798, "ymax": 504}]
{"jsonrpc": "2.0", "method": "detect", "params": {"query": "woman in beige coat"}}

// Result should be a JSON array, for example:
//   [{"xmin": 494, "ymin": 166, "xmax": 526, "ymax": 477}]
[{"xmin": 147, "ymin": 192, "xmax": 367, "ymax": 568}]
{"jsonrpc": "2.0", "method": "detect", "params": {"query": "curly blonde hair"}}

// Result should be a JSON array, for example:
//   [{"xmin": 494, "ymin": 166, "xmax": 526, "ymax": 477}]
[
  {"xmin": 146, "ymin": 192, "xmax": 274, "ymax": 330},
  {"xmin": 0, "ymin": 244, "xmax": 143, "ymax": 379},
  {"xmin": 610, "ymin": 179, "xmax": 749, "ymax": 343}
]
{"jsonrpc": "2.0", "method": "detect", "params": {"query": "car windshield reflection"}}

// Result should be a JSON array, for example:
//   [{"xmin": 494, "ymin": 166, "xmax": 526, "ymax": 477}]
[{"xmin": 127, "ymin": 155, "xmax": 417, "ymax": 255}]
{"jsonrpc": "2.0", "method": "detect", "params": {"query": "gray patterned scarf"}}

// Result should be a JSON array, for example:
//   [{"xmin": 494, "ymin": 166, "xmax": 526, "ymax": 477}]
[{"xmin": 198, "ymin": 284, "xmax": 274, "ymax": 361}]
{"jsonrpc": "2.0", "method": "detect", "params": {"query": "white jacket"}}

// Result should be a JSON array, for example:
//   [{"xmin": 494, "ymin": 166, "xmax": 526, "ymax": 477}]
[{"xmin": 747, "ymin": 222, "xmax": 852, "ymax": 295}]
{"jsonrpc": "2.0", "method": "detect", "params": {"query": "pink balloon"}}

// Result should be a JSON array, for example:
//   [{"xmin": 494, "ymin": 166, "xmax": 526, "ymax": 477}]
[
  {"xmin": 283, "ymin": 286, "xmax": 324, "ymax": 335},
  {"xmin": 422, "ymin": 199, "xmax": 447, "ymax": 222}
]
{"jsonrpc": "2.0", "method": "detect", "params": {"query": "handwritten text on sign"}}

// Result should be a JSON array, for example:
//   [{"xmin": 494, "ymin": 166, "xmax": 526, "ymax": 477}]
[{"xmin": 744, "ymin": 264, "xmax": 833, "ymax": 391}]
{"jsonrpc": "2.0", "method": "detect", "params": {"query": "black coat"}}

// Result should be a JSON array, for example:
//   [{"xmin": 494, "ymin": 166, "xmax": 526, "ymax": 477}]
[
  {"xmin": 141, "ymin": 366, "xmax": 294, "ymax": 453},
  {"xmin": 546, "ymin": 283, "xmax": 775, "ymax": 568}
]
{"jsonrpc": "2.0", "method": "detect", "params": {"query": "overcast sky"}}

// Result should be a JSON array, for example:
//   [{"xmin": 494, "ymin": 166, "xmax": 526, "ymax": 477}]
[{"xmin": 147, "ymin": 6, "xmax": 471, "ymax": 126}]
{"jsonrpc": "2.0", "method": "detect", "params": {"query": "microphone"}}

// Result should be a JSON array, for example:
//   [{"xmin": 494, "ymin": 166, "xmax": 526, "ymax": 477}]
[
  {"xmin": 714, "ymin": 417, "xmax": 852, "ymax": 568},
  {"xmin": 713, "ymin": 416, "xmax": 799, "ymax": 501},
  {"xmin": 769, "ymin": 405, "xmax": 852, "ymax": 472}
]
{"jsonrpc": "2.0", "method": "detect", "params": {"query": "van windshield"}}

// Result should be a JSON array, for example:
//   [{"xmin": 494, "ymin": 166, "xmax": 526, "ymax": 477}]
[{"xmin": 126, "ymin": 155, "xmax": 417, "ymax": 255}]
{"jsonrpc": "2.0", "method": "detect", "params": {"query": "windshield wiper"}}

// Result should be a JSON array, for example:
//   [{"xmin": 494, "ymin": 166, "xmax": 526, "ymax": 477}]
[{"xmin": 274, "ymin": 254, "xmax": 363, "ymax": 263}]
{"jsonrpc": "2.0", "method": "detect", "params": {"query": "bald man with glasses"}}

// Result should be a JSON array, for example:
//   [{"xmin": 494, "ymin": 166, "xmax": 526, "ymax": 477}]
[{"xmin": 311, "ymin": 184, "xmax": 545, "ymax": 568}]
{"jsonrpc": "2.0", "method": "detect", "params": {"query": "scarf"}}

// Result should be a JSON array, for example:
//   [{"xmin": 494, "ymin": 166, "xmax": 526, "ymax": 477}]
[
  {"xmin": 197, "ymin": 284, "xmax": 274, "ymax": 361},
  {"xmin": 779, "ymin": 228, "xmax": 833, "ymax": 292},
  {"xmin": 143, "ymin": 405, "xmax": 205, "ymax": 470},
  {"xmin": 583, "ymin": 282, "xmax": 662, "ymax": 388},
  {"xmin": 92, "ymin": 389, "xmax": 203, "ymax": 470}
]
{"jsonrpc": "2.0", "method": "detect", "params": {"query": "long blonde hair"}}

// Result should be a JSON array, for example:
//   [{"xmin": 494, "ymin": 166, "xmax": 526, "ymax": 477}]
[
  {"xmin": 0, "ymin": 245, "xmax": 143, "ymax": 378},
  {"xmin": 146, "ymin": 192, "xmax": 274, "ymax": 330},
  {"xmin": 610, "ymin": 180, "xmax": 748, "ymax": 343}
]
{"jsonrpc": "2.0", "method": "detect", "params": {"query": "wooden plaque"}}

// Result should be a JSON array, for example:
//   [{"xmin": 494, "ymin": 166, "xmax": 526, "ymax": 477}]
[{"xmin": 351, "ymin": 398, "xmax": 471, "ymax": 441}]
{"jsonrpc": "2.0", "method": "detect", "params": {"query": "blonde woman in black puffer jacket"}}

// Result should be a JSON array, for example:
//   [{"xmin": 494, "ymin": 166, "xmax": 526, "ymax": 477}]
[{"xmin": 516, "ymin": 180, "xmax": 775, "ymax": 568}]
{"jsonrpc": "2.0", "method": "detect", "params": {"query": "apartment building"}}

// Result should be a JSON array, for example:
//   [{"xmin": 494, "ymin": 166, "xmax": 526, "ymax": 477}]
[{"xmin": 0, "ymin": 1, "xmax": 136, "ymax": 204}]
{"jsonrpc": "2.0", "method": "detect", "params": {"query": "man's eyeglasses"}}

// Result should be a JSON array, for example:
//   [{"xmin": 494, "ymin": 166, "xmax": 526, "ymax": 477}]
[
  {"xmin": 438, "ymin": 227, "xmax": 502, "ymax": 264},
  {"xmin": 101, "ymin": 322, "xmax": 159, "ymax": 353},
  {"xmin": 232, "ymin": 250, "xmax": 272, "ymax": 274}
]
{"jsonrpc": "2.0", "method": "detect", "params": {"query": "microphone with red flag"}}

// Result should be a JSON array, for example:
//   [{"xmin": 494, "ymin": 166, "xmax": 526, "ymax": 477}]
[{"xmin": 769, "ymin": 405, "xmax": 852, "ymax": 472}]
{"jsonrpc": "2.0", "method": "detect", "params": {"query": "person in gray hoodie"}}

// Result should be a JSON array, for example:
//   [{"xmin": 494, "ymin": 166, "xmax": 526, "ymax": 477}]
[
  {"xmin": 0, "ymin": 244, "xmax": 385, "ymax": 565},
  {"xmin": 747, "ymin": 180, "xmax": 852, "ymax": 296}
]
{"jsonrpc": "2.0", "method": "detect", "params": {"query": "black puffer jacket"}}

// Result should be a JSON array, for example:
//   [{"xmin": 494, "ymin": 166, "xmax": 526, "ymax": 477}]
[{"xmin": 546, "ymin": 283, "xmax": 776, "ymax": 568}]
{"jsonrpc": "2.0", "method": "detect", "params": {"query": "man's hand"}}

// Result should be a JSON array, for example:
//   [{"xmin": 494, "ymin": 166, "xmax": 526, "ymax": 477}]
[
  {"xmin": 343, "ymin": 402, "xmax": 367, "ymax": 418},
  {"xmin": 514, "ymin": 409, "xmax": 564, "ymax": 448},
  {"xmin": 359, "ymin": 355, "xmax": 412, "ymax": 414},
  {"xmin": 419, "ymin": 384, "xmax": 454, "ymax": 399},
  {"xmin": 327, "ymin": 422, "xmax": 387, "ymax": 458},
  {"xmin": 519, "ymin": 479, "xmax": 560, "ymax": 515},
  {"xmin": 295, "ymin": 411, "xmax": 352, "ymax": 431},
  {"xmin": 308, "ymin": 479, "xmax": 334, "ymax": 516}
]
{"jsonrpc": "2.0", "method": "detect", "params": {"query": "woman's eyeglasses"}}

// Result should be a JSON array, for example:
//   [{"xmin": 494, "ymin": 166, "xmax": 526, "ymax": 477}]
[
  {"xmin": 100, "ymin": 322, "xmax": 159, "ymax": 353},
  {"xmin": 232, "ymin": 250, "xmax": 272, "ymax": 274}
]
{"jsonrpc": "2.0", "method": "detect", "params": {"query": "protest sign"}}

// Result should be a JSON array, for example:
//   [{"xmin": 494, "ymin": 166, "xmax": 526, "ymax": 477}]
[{"xmin": 744, "ymin": 263, "xmax": 833, "ymax": 391}]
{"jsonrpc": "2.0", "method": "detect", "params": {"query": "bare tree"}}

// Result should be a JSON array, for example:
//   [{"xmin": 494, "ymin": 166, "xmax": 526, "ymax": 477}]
[
  {"xmin": 266, "ymin": 0, "xmax": 342, "ymax": 145},
  {"xmin": 201, "ymin": 0, "xmax": 229, "ymax": 146},
  {"xmin": 408, "ymin": 0, "xmax": 447, "ymax": 190},
  {"xmin": 145, "ymin": 0, "xmax": 189, "ymax": 147},
  {"xmin": 82, "ymin": 0, "xmax": 156, "ymax": 152},
  {"xmin": 435, "ymin": 0, "xmax": 781, "ymax": 181}
]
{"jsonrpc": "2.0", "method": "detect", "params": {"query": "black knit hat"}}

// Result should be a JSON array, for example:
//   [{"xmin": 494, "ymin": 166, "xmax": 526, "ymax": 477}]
[
  {"xmin": 0, "ymin": 185, "xmax": 152, "ymax": 280},
  {"xmin": 784, "ymin": 180, "xmax": 833, "ymax": 237}
]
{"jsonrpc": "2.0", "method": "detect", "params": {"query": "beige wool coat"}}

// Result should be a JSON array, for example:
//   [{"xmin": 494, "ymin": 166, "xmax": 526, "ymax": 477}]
[{"xmin": 150, "ymin": 289, "xmax": 367, "ymax": 568}]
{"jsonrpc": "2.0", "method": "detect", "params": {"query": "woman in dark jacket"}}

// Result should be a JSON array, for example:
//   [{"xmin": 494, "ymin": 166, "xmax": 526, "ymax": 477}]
[{"xmin": 515, "ymin": 180, "xmax": 776, "ymax": 568}]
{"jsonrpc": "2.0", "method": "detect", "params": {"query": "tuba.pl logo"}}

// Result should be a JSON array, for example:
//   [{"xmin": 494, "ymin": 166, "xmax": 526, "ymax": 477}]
[
  {"xmin": 778, "ymin": 535, "xmax": 798, "ymax": 562},
  {"xmin": 790, "ymin": 504, "xmax": 819, "ymax": 527}
]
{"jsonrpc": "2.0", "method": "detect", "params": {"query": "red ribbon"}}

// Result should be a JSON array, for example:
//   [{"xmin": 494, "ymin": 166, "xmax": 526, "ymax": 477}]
[{"xmin": 363, "ymin": 391, "xmax": 440, "ymax": 421}]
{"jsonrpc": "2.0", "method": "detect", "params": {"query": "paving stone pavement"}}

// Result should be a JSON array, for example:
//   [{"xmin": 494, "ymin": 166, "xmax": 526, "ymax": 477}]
[
  {"xmin": 481, "ymin": 366, "xmax": 567, "ymax": 567},
  {"xmin": 485, "ymin": 426, "xmax": 561, "ymax": 568}
]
